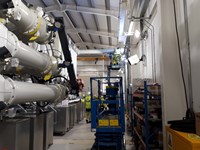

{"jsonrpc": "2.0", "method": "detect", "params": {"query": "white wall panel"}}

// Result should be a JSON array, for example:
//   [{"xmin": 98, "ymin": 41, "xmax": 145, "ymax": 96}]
[
  {"xmin": 159, "ymin": 0, "xmax": 187, "ymax": 123},
  {"xmin": 130, "ymin": 0, "xmax": 187, "ymax": 125},
  {"xmin": 187, "ymin": 0, "xmax": 200, "ymax": 112}
]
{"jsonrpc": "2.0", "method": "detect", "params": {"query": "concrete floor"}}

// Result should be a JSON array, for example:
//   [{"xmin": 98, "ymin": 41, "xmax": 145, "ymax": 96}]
[{"xmin": 49, "ymin": 120, "xmax": 135, "ymax": 150}]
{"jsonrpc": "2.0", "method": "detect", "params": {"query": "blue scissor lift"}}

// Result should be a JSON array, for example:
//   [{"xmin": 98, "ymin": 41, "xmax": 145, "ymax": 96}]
[{"xmin": 90, "ymin": 77, "xmax": 125, "ymax": 150}]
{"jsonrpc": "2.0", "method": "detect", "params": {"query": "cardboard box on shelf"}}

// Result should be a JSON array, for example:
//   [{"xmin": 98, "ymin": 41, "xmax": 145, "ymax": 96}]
[{"xmin": 148, "ymin": 85, "xmax": 161, "ymax": 95}]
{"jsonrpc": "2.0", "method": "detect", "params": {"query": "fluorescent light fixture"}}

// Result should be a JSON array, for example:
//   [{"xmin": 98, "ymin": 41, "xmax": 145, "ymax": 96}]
[
  {"xmin": 135, "ymin": 29, "xmax": 140, "ymax": 38},
  {"xmin": 125, "ymin": 21, "xmax": 134, "ymax": 36},
  {"xmin": 128, "ymin": 21, "xmax": 134, "ymax": 34},
  {"xmin": 128, "ymin": 54, "xmax": 140, "ymax": 65}
]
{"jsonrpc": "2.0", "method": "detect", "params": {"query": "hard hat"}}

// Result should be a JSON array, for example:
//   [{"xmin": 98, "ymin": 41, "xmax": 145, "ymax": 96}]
[{"xmin": 87, "ymin": 91, "xmax": 91, "ymax": 95}]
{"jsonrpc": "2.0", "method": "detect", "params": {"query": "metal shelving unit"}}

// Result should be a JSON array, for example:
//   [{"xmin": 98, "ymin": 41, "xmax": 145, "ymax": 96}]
[{"xmin": 132, "ymin": 81, "xmax": 163, "ymax": 150}]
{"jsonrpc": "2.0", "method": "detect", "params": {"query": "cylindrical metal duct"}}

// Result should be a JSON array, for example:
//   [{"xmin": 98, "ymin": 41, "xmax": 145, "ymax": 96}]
[
  {"xmin": 0, "ymin": 23, "xmax": 59, "ymax": 77},
  {"xmin": 0, "ymin": 0, "xmax": 52, "ymax": 44},
  {"xmin": 15, "ymin": 42, "xmax": 53, "ymax": 74},
  {"xmin": 0, "ymin": 75, "xmax": 67, "ymax": 105}
]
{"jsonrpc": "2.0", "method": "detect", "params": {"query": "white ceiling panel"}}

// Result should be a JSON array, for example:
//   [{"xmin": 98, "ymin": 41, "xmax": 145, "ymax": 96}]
[
  {"xmin": 88, "ymin": 46, "xmax": 95, "ymax": 49},
  {"xmin": 66, "ymin": 12, "xmax": 86, "ymax": 28},
  {"xmin": 42, "ymin": 0, "xmax": 56, "ymax": 5},
  {"xmin": 76, "ymin": 0, "xmax": 90, "ymax": 7},
  {"xmin": 82, "ymin": 14, "xmax": 97, "ymax": 30},
  {"xmin": 79, "ymin": 45, "xmax": 87, "ymax": 49},
  {"xmin": 62, "ymin": 0, "xmax": 76, "ymax": 5},
  {"xmin": 80, "ymin": 34, "xmax": 92, "ymax": 43},
  {"xmin": 90, "ymin": 35, "xmax": 100, "ymax": 44},
  {"xmin": 68, "ymin": 33, "xmax": 82, "ymax": 43},
  {"xmin": 63, "ymin": 17, "xmax": 73, "ymax": 28},
  {"xmin": 110, "ymin": 17, "xmax": 118, "ymax": 32},
  {"xmin": 52, "ymin": 11, "xmax": 62, "ymax": 17},
  {"xmin": 110, "ymin": 0, "xmax": 120, "ymax": 10},
  {"xmin": 101, "ymin": 37, "xmax": 109, "ymax": 45},
  {"xmin": 27, "ymin": 0, "xmax": 124, "ymax": 49},
  {"xmin": 111, "ymin": 38, "xmax": 118, "ymax": 45},
  {"xmin": 95, "ymin": 16, "xmax": 108, "ymax": 32},
  {"xmin": 91, "ymin": 0, "xmax": 106, "ymax": 9}
]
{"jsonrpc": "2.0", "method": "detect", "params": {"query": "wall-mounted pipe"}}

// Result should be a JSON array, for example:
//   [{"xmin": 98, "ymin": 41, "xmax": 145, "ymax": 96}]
[
  {"xmin": 143, "ymin": 20, "xmax": 156, "ymax": 83},
  {"xmin": 183, "ymin": 0, "xmax": 193, "ymax": 110}
]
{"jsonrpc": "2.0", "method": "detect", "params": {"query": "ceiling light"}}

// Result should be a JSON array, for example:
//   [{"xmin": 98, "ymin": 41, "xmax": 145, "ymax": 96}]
[
  {"xmin": 125, "ymin": 21, "xmax": 134, "ymax": 36},
  {"xmin": 128, "ymin": 54, "xmax": 140, "ymax": 65},
  {"xmin": 128, "ymin": 21, "xmax": 134, "ymax": 34},
  {"xmin": 135, "ymin": 29, "xmax": 140, "ymax": 38},
  {"xmin": 128, "ymin": 54, "xmax": 146, "ymax": 65}
]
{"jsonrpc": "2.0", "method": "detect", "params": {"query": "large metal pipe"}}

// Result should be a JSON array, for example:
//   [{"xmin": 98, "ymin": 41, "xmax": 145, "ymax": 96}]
[
  {"xmin": 0, "ymin": 23, "xmax": 59, "ymax": 77},
  {"xmin": 183, "ymin": 0, "xmax": 193, "ymax": 110},
  {"xmin": 0, "ymin": 75, "xmax": 67, "ymax": 105},
  {"xmin": 0, "ymin": 0, "xmax": 53, "ymax": 44}
]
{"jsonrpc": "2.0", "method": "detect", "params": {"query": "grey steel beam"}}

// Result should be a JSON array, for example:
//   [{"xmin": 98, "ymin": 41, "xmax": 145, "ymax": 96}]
[
  {"xmin": 76, "ymin": 42, "xmax": 124, "ymax": 49},
  {"xmin": 44, "ymin": 4, "xmax": 119, "ymax": 19},
  {"xmin": 66, "ymin": 28, "xmax": 117, "ymax": 39},
  {"xmin": 78, "ymin": 49, "xmax": 114, "ymax": 55}
]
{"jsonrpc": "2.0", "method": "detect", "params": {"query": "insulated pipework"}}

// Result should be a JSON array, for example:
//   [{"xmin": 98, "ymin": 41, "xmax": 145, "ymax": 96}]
[
  {"xmin": 0, "ymin": 0, "xmax": 54, "ymax": 44},
  {"xmin": 0, "ymin": 23, "xmax": 60, "ymax": 77},
  {"xmin": 0, "ymin": 75, "xmax": 68, "ymax": 105}
]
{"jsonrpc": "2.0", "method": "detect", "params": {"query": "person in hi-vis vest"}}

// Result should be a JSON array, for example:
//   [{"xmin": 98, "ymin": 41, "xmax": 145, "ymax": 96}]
[{"xmin": 85, "ymin": 92, "xmax": 91, "ymax": 123}]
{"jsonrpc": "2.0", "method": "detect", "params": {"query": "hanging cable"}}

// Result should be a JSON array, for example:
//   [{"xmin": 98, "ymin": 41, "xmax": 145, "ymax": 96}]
[
  {"xmin": 45, "ymin": 44, "xmax": 50, "ymax": 55},
  {"xmin": 48, "ymin": 75, "xmax": 69, "ymax": 83},
  {"xmin": 172, "ymin": 0, "xmax": 189, "ymax": 110}
]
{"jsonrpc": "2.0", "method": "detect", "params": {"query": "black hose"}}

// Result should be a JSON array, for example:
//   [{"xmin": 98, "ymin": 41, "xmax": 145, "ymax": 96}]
[
  {"xmin": 36, "ymin": 101, "xmax": 49, "ymax": 108},
  {"xmin": 48, "ymin": 75, "xmax": 69, "ymax": 83}
]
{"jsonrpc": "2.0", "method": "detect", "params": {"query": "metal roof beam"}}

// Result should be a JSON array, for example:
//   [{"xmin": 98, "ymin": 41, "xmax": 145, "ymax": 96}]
[
  {"xmin": 54, "ymin": 0, "xmax": 84, "ymax": 43},
  {"xmin": 77, "ymin": 57, "xmax": 109, "ymax": 61},
  {"xmin": 44, "ymin": 4, "xmax": 119, "ymax": 19},
  {"xmin": 63, "ymin": 12, "xmax": 84, "ymax": 43},
  {"xmin": 66, "ymin": 28, "xmax": 117, "ymax": 39},
  {"xmin": 78, "ymin": 49, "xmax": 114, "ymax": 55},
  {"xmin": 76, "ymin": 42, "xmax": 124, "ymax": 49},
  {"xmin": 76, "ymin": 42, "xmax": 114, "ymax": 49}
]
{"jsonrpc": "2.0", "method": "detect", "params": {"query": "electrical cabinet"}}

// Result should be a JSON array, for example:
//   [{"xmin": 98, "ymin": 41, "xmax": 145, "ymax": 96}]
[
  {"xmin": 0, "ymin": 118, "xmax": 30, "ymax": 150},
  {"xmin": 30, "ymin": 114, "xmax": 45, "ymax": 150},
  {"xmin": 43, "ymin": 111, "xmax": 54, "ymax": 150},
  {"xmin": 54, "ymin": 106, "xmax": 70, "ymax": 134}
]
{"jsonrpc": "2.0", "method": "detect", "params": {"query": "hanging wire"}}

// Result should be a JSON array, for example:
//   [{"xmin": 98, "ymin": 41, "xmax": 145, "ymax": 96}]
[{"xmin": 172, "ymin": 0, "xmax": 189, "ymax": 110}]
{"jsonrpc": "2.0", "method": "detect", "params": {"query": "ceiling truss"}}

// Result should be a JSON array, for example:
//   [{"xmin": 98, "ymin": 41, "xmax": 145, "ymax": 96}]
[
  {"xmin": 66, "ymin": 28, "xmax": 117, "ymax": 39},
  {"xmin": 44, "ymin": 4, "xmax": 119, "ymax": 19},
  {"xmin": 50, "ymin": 0, "xmax": 124, "ymax": 49},
  {"xmin": 76, "ymin": 42, "xmax": 124, "ymax": 49}
]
